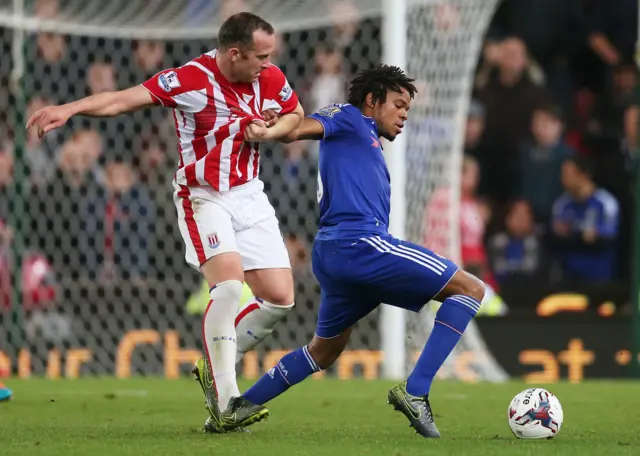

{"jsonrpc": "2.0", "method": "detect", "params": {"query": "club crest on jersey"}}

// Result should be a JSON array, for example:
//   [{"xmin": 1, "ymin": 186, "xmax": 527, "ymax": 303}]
[
  {"xmin": 158, "ymin": 71, "xmax": 181, "ymax": 92},
  {"xmin": 279, "ymin": 80, "xmax": 293, "ymax": 102},
  {"xmin": 207, "ymin": 233, "xmax": 221, "ymax": 249},
  {"xmin": 317, "ymin": 105, "xmax": 342, "ymax": 118}
]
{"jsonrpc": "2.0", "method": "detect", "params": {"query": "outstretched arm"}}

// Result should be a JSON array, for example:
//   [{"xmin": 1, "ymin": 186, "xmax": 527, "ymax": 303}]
[
  {"xmin": 280, "ymin": 117, "xmax": 325, "ymax": 143},
  {"xmin": 245, "ymin": 113, "xmax": 325, "ymax": 143},
  {"xmin": 266, "ymin": 102, "xmax": 305, "ymax": 140},
  {"xmin": 27, "ymin": 85, "xmax": 155, "ymax": 138},
  {"xmin": 282, "ymin": 104, "xmax": 353, "ymax": 142}
]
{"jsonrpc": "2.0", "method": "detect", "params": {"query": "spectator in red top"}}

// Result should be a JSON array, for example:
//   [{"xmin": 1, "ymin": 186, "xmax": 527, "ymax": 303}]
[{"xmin": 423, "ymin": 155, "xmax": 491, "ymax": 282}]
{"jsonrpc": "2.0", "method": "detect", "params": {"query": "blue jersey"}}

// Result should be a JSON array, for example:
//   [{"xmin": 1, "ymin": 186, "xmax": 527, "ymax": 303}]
[
  {"xmin": 308, "ymin": 103, "xmax": 460, "ymax": 339},
  {"xmin": 309, "ymin": 104, "xmax": 390, "ymax": 240}
]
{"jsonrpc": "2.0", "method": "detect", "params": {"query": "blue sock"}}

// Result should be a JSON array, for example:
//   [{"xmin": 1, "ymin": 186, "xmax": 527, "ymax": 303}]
[
  {"xmin": 406, "ymin": 294, "xmax": 480, "ymax": 397},
  {"xmin": 243, "ymin": 345, "xmax": 321, "ymax": 405}
]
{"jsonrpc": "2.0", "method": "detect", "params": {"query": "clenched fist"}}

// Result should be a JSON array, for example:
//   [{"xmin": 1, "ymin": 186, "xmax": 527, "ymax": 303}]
[{"xmin": 245, "ymin": 120, "xmax": 270, "ymax": 141}]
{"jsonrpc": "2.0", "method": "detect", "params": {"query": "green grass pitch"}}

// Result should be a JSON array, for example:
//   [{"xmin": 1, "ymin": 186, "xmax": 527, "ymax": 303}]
[{"xmin": 2, "ymin": 378, "xmax": 640, "ymax": 455}]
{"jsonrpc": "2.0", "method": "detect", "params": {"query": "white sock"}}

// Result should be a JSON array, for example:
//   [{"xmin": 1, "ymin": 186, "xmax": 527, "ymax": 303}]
[
  {"xmin": 235, "ymin": 297, "xmax": 294, "ymax": 362},
  {"xmin": 203, "ymin": 280, "xmax": 243, "ymax": 411}
]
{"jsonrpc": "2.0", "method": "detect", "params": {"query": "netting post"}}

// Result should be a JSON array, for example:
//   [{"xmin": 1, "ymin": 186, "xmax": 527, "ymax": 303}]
[
  {"xmin": 632, "ymin": 1, "xmax": 640, "ymax": 378},
  {"xmin": 8, "ymin": 0, "xmax": 27, "ymax": 357},
  {"xmin": 631, "ymin": 158, "xmax": 640, "ymax": 378},
  {"xmin": 380, "ymin": 0, "xmax": 407, "ymax": 380}
]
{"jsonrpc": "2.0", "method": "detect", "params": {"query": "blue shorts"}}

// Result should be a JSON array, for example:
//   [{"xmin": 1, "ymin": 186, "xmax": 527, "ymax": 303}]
[{"xmin": 312, "ymin": 233, "xmax": 459, "ymax": 338}]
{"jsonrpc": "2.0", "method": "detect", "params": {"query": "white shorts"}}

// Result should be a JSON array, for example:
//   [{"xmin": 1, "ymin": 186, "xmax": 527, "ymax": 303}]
[{"xmin": 173, "ymin": 179, "xmax": 291, "ymax": 271}]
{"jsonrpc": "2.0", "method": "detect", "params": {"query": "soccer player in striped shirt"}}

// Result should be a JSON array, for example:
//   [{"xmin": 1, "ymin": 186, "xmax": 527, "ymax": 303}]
[
  {"xmin": 27, "ymin": 12, "xmax": 305, "ymax": 431},
  {"xmin": 226, "ymin": 65, "xmax": 486, "ymax": 438}
]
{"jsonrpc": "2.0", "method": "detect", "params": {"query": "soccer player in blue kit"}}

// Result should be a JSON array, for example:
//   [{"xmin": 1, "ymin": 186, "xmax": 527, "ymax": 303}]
[{"xmin": 230, "ymin": 65, "xmax": 486, "ymax": 438}]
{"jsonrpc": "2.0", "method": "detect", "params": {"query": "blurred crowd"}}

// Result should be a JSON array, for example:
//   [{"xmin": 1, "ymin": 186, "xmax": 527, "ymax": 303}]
[
  {"xmin": 0, "ymin": 0, "xmax": 638, "ymax": 312},
  {"xmin": 452, "ymin": 0, "xmax": 639, "ymax": 295}
]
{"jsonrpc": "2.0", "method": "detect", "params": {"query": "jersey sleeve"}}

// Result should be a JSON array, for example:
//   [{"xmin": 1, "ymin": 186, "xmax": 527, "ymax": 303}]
[
  {"xmin": 141, "ymin": 64, "xmax": 209, "ymax": 111},
  {"xmin": 261, "ymin": 65, "xmax": 299, "ymax": 115},
  {"xmin": 595, "ymin": 194, "xmax": 620, "ymax": 237},
  {"xmin": 309, "ymin": 104, "xmax": 355, "ymax": 138}
]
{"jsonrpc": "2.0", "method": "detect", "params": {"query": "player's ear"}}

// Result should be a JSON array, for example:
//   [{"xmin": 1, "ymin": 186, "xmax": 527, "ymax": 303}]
[
  {"xmin": 365, "ymin": 93, "xmax": 375, "ymax": 109},
  {"xmin": 229, "ymin": 47, "xmax": 241, "ymax": 62}
]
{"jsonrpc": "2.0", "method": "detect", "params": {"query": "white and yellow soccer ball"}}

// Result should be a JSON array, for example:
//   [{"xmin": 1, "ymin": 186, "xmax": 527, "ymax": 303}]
[{"xmin": 508, "ymin": 388, "xmax": 563, "ymax": 439}]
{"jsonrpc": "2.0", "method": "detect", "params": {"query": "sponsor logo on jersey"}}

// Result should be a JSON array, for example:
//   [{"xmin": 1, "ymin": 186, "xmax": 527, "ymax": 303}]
[
  {"xmin": 279, "ymin": 80, "xmax": 293, "ymax": 102},
  {"xmin": 158, "ymin": 71, "xmax": 181, "ymax": 92},
  {"xmin": 317, "ymin": 105, "xmax": 342, "ymax": 118}
]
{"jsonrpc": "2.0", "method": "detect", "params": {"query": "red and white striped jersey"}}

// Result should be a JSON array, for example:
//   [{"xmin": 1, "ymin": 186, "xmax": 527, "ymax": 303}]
[{"xmin": 141, "ymin": 50, "xmax": 299, "ymax": 191}]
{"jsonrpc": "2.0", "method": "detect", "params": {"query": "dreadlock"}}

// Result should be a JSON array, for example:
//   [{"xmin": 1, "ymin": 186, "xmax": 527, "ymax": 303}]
[{"xmin": 347, "ymin": 64, "xmax": 417, "ymax": 108}]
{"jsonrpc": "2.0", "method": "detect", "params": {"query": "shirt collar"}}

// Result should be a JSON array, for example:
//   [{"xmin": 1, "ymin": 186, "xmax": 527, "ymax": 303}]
[{"xmin": 362, "ymin": 114, "xmax": 379, "ymax": 136}]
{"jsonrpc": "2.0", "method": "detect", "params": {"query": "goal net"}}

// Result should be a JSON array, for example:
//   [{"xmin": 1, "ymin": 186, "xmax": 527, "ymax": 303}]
[
  {"xmin": 0, "ymin": 0, "xmax": 505, "ymax": 381},
  {"xmin": 403, "ymin": 0, "xmax": 507, "ymax": 381}
]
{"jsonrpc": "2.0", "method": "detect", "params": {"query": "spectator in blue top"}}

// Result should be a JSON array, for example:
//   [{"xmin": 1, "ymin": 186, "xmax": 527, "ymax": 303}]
[
  {"xmin": 551, "ymin": 156, "xmax": 620, "ymax": 281},
  {"xmin": 489, "ymin": 199, "xmax": 545, "ymax": 287}
]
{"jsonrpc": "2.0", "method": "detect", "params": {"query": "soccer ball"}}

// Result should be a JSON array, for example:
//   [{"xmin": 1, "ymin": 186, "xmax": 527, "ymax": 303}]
[{"xmin": 507, "ymin": 388, "xmax": 563, "ymax": 439}]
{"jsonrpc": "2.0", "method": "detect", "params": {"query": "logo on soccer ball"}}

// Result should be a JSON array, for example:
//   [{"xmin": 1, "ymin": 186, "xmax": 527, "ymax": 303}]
[
  {"xmin": 516, "ymin": 398, "xmax": 560, "ymax": 434},
  {"xmin": 208, "ymin": 233, "xmax": 220, "ymax": 249},
  {"xmin": 158, "ymin": 71, "xmax": 181, "ymax": 92}
]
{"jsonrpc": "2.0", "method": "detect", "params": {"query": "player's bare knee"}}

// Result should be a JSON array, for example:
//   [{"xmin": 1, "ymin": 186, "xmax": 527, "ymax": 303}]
[
  {"xmin": 440, "ymin": 270, "xmax": 485, "ymax": 303},
  {"xmin": 200, "ymin": 252, "xmax": 244, "ymax": 288},
  {"xmin": 261, "ymin": 289, "xmax": 294, "ymax": 307},
  {"xmin": 457, "ymin": 270, "xmax": 486, "ymax": 302},
  {"xmin": 245, "ymin": 269, "xmax": 294, "ymax": 306}
]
